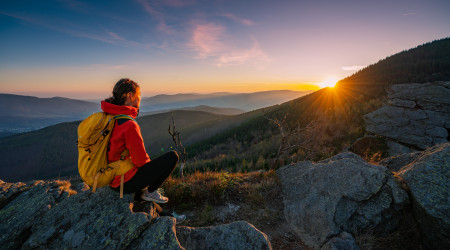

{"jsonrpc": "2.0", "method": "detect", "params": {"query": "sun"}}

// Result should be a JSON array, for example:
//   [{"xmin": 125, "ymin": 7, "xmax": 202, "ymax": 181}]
[{"xmin": 318, "ymin": 77, "xmax": 338, "ymax": 88}]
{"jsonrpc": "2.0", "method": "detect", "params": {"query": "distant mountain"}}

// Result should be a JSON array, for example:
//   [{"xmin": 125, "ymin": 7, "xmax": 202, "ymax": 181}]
[
  {"xmin": 0, "ymin": 109, "xmax": 261, "ymax": 182},
  {"xmin": 140, "ymin": 90, "xmax": 312, "ymax": 112},
  {"xmin": 143, "ymin": 92, "xmax": 232, "ymax": 104},
  {"xmin": 140, "ymin": 105, "xmax": 244, "ymax": 116},
  {"xmin": 0, "ymin": 94, "xmax": 99, "ymax": 136},
  {"xmin": 0, "ymin": 90, "xmax": 309, "ymax": 137}
]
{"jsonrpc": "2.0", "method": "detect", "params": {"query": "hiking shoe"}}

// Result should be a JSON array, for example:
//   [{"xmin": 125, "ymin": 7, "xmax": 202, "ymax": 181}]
[
  {"xmin": 141, "ymin": 189, "xmax": 168, "ymax": 203},
  {"xmin": 172, "ymin": 211, "xmax": 186, "ymax": 224}
]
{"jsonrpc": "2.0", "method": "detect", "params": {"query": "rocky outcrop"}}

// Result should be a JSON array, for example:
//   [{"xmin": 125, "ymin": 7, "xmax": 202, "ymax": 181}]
[
  {"xmin": 177, "ymin": 221, "xmax": 272, "ymax": 250},
  {"xmin": 277, "ymin": 152, "xmax": 408, "ymax": 249},
  {"xmin": 378, "ymin": 151, "xmax": 421, "ymax": 172},
  {"xmin": 397, "ymin": 143, "xmax": 450, "ymax": 249},
  {"xmin": 0, "ymin": 180, "xmax": 272, "ymax": 249},
  {"xmin": 320, "ymin": 231, "xmax": 359, "ymax": 250},
  {"xmin": 364, "ymin": 82, "xmax": 450, "ymax": 153}
]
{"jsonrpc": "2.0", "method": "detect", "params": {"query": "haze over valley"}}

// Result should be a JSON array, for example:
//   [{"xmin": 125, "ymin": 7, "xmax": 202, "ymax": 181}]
[{"xmin": 0, "ymin": 90, "xmax": 309, "ymax": 138}]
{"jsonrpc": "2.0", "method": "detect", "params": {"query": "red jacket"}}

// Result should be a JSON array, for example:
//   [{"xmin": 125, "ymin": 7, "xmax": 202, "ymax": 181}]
[{"xmin": 101, "ymin": 101, "xmax": 151, "ymax": 188}]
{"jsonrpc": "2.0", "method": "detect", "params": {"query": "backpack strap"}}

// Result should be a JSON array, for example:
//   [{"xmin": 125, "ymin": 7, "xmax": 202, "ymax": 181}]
[
  {"xmin": 113, "ymin": 114, "xmax": 136, "ymax": 122},
  {"xmin": 120, "ymin": 175, "xmax": 125, "ymax": 199}
]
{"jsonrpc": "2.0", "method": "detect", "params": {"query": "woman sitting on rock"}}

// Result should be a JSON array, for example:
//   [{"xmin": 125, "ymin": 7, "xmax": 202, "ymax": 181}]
[{"xmin": 101, "ymin": 78, "xmax": 184, "ymax": 222}]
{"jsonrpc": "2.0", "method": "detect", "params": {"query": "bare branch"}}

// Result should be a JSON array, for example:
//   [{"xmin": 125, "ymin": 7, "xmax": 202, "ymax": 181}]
[
  {"xmin": 264, "ymin": 111, "xmax": 321, "ymax": 168},
  {"xmin": 168, "ymin": 114, "xmax": 187, "ymax": 176}
]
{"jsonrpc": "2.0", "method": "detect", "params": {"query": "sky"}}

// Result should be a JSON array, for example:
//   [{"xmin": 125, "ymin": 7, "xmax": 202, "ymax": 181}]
[{"xmin": 1, "ymin": 0, "xmax": 449, "ymax": 99}]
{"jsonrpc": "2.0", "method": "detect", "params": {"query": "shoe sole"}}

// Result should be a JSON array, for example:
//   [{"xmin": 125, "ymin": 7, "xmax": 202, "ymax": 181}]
[{"xmin": 141, "ymin": 195, "xmax": 168, "ymax": 204}]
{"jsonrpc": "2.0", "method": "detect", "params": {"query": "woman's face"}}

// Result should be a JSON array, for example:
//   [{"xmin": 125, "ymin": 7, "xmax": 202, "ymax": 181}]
[{"xmin": 125, "ymin": 87, "xmax": 141, "ymax": 108}]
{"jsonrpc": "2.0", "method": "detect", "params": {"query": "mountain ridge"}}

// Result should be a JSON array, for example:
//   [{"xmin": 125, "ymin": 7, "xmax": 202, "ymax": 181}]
[
  {"xmin": 184, "ymin": 37, "xmax": 450, "ymax": 171},
  {"xmin": 140, "ymin": 90, "xmax": 313, "ymax": 112}
]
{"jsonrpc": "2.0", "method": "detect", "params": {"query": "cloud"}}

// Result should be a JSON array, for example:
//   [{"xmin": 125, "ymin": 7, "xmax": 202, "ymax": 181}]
[
  {"xmin": 135, "ymin": 0, "xmax": 176, "ymax": 34},
  {"xmin": 135, "ymin": 0, "xmax": 164, "ymax": 20},
  {"xmin": 341, "ymin": 65, "xmax": 365, "ymax": 71},
  {"xmin": 107, "ymin": 31, "xmax": 125, "ymax": 41},
  {"xmin": 216, "ymin": 40, "xmax": 270, "ymax": 67},
  {"xmin": 222, "ymin": 13, "xmax": 255, "ymax": 26},
  {"xmin": 56, "ymin": 0, "xmax": 90, "ymax": 13},
  {"xmin": 402, "ymin": 12, "xmax": 417, "ymax": 16},
  {"xmin": 188, "ymin": 23, "xmax": 269, "ymax": 68},
  {"xmin": 190, "ymin": 22, "xmax": 226, "ymax": 58},
  {"xmin": 0, "ymin": 11, "xmax": 148, "ymax": 48},
  {"xmin": 162, "ymin": 0, "xmax": 197, "ymax": 7}
]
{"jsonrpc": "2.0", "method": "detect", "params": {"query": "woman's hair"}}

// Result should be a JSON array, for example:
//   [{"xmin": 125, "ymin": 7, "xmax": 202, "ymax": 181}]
[{"xmin": 104, "ymin": 78, "xmax": 140, "ymax": 105}]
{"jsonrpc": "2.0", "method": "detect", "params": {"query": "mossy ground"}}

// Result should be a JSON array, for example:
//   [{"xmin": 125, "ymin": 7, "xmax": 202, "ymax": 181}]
[{"xmin": 161, "ymin": 170, "xmax": 309, "ymax": 249}]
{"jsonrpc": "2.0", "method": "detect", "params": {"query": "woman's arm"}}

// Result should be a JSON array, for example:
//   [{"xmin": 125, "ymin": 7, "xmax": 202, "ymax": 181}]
[{"xmin": 124, "ymin": 121, "xmax": 151, "ymax": 167}]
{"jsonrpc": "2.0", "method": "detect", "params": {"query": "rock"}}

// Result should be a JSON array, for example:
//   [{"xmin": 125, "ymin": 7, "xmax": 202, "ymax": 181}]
[
  {"xmin": 379, "ymin": 151, "xmax": 421, "ymax": 172},
  {"xmin": 177, "ymin": 221, "xmax": 272, "ymax": 250},
  {"xmin": 321, "ymin": 231, "xmax": 359, "ymax": 250},
  {"xmin": 389, "ymin": 98, "xmax": 416, "ymax": 108},
  {"xmin": 277, "ymin": 152, "xmax": 408, "ymax": 249},
  {"xmin": 364, "ymin": 82, "xmax": 450, "ymax": 151},
  {"xmin": 397, "ymin": 143, "xmax": 450, "ymax": 249},
  {"xmin": 0, "ymin": 180, "xmax": 27, "ymax": 209},
  {"xmin": 22, "ymin": 185, "xmax": 158, "ymax": 249},
  {"xmin": 0, "ymin": 180, "xmax": 75, "ymax": 249},
  {"xmin": 130, "ymin": 217, "xmax": 183, "ymax": 250},
  {"xmin": 0, "ymin": 179, "xmax": 271, "ymax": 249},
  {"xmin": 385, "ymin": 140, "xmax": 415, "ymax": 156}
]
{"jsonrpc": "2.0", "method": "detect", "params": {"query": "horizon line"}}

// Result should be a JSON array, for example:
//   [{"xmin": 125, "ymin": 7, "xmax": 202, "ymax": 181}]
[{"xmin": 0, "ymin": 88, "xmax": 319, "ymax": 100}]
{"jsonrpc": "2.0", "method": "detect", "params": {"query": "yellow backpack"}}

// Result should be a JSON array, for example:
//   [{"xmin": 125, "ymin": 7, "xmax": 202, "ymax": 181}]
[{"xmin": 77, "ymin": 112, "xmax": 135, "ymax": 198}]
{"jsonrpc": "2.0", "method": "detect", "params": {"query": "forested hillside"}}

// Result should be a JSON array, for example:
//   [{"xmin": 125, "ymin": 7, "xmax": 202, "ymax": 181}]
[
  {"xmin": 0, "ymin": 109, "xmax": 260, "ymax": 182},
  {"xmin": 338, "ymin": 37, "xmax": 450, "ymax": 97},
  {"xmin": 184, "ymin": 38, "xmax": 450, "ymax": 173}
]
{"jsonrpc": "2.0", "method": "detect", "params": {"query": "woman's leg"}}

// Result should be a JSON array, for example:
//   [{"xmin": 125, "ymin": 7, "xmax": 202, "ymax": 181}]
[{"xmin": 116, "ymin": 150, "xmax": 179, "ymax": 194}]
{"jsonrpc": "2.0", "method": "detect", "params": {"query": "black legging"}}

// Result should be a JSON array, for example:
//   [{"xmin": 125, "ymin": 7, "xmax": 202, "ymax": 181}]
[{"xmin": 112, "ymin": 151, "xmax": 179, "ymax": 198}]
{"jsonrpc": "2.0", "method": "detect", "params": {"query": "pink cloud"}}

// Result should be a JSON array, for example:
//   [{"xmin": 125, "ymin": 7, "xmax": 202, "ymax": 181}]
[
  {"xmin": 135, "ymin": 0, "xmax": 164, "ymax": 20},
  {"xmin": 163, "ymin": 0, "xmax": 197, "ymax": 7},
  {"xmin": 216, "ymin": 39, "xmax": 270, "ymax": 67},
  {"xmin": 135, "ymin": 0, "xmax": 176, "ymax": 34},
  {"xmin": 107, "ymin": 31, "xmax": 125, "ymax": 41},
  {"xmin": 188, "ymin": 23, "xmax": 269, "ymax": 67},
  {"xmin": 190, "ymin": 22, "xmax": 226, "ymax": 58},
  {"xmin": 222, "ymin": 13, "xmax": 255, "ymax": 26}
]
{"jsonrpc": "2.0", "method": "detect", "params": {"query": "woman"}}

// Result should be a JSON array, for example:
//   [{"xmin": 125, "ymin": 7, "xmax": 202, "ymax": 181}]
[{"xmin": 101, "ymin": 78, "xmax": 178, "ymax": 204}]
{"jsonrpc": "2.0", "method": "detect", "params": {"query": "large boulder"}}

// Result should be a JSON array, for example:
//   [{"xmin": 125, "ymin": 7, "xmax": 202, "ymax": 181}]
[
  {"xmin": 320, "ymin": 231, "xmax": 359, "ymax": 250},
  {"xmin": 177, "ymin": 221, "xmax": 272, "ymax": 250},
  {"xmin": 364, "ymin": 82, "xmax": 450, "ymax": 152},
  {"xmin": 0, "ymin": 179, "xmax": 272, "ymax": 249},
  {"xmin": 379, "ymin": 151, "xmax": 421, "ymax": 172},
  {"xmin": 22, "ymin": 183, "xmax": 161, "ymax": 249},
  {"xmin": 277, "ymin": 152, "xmax": 408, "ymax": 249},
  {"xmin": 397, "ymin": 143, "xmax": 450, "ymax": 249},
  {"xmin": 0, "ymin": 180, "xmax": 79, "ymax": 249}
]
